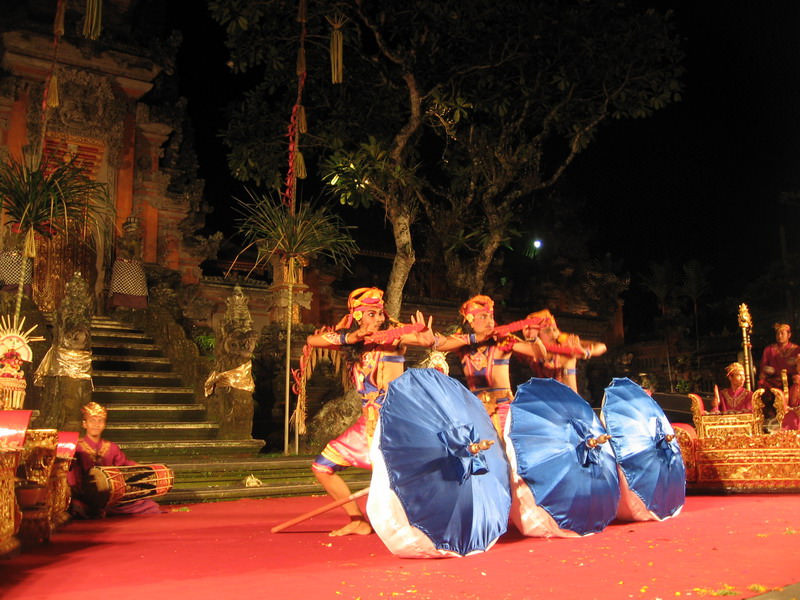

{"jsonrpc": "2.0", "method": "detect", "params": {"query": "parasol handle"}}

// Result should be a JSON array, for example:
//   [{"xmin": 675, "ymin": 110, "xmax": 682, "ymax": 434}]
[
  {"xmin": 468, "ymin": 439, "xmax": 494, "ymax": 454},
  {"xmin": 585, "ymin": 434, "xmax": 611, "ymax": 448},
  {"xmin": 271, "ymin": 486, "xmax": 370, "ymax": 533}
]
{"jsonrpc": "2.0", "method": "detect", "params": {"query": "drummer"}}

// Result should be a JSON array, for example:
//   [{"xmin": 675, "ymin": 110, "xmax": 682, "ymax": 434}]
[
  {"xmin": 307, "ymin": 287, "xmax": 434, "ymax": 536},
  {"xmin": 434, "ymin": 295, "xmax": 547, "ymax": 434},
  {"xmin": 68, "ymin": 402, "xmax": 161, "ymax": 518}
]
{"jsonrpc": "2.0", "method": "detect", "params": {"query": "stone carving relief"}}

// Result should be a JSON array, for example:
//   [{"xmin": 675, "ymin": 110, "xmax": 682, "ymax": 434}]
[{"xmin": 26, "ymin": 67, "xmax": 127, "ymax": 167}]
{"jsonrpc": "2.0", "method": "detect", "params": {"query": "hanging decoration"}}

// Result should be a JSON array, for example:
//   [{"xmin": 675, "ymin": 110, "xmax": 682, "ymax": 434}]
[
  {"xmin": 291, "ymin": 334, "xmax": 351, "ymax": 436},
  {"xmin": 281, "ymin": 0, "xmax": 309, "ymax": 208},
  {"xmin": 83, "ymin": 0, "xmax": 103, "ymax": 40},
  {"xmin": 327, "ymin": 15, "xmax": 346, "ymax": 84}
]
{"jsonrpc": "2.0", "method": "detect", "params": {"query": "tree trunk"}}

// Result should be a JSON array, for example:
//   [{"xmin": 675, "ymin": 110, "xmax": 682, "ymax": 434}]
[{"xmin": 384, "ymin": 202, "xmax": 415, "ymax": 319}]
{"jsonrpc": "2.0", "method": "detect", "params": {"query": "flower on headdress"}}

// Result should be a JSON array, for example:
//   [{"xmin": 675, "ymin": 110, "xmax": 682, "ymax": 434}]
[{"xmin": 348, "ymin": 287, "xmax": 385, "ymax": 321}]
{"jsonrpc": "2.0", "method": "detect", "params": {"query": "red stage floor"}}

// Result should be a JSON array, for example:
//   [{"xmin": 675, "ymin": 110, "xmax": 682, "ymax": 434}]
[{"xmin": 2, "ymin": 494, "xmax": 799, "ymax": 600}]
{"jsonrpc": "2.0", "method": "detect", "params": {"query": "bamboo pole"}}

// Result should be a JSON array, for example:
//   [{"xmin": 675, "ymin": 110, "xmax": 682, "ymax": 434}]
[
  {"xmin": 271, "ymin": 487, "xmax": 370, "ymax": 533},
  {"xmin": 284, "ymin": 256, "xmax": 294, "ymax": 456}
]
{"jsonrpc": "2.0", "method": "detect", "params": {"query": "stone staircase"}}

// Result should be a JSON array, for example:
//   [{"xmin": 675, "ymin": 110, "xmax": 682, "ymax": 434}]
[{"xmin": 89, "ymin": 316, "xmax": 368, "ymax": 503}]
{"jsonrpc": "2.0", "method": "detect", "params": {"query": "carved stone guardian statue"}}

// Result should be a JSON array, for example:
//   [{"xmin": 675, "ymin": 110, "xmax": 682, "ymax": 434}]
[
  {"xmin": 34, "ymin": 273, "xmax": 93, "ymax": 430},
  {"xmin": 204, "ymin": 285, "xmax": 258, "ymax": 439}
]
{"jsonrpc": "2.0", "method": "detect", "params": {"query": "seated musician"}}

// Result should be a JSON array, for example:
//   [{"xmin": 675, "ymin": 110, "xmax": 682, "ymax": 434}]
[
  {"xmin": 434, "ymin": 295, "xmax": 547, "ymax": 434},
  {"xmin": 521, "ymin": 309, "xmax": 607, "ymax": 394},
  {"xmin": 712, "ymin": 362, "xmax": 753, "ymax": 413},
  {"xmin": 68, "ymin": 402, "xmax": 161, "ymax": 518},
  {"xmin": 758, "ymin": 322, "xmax": 800, "ymax": 408}
]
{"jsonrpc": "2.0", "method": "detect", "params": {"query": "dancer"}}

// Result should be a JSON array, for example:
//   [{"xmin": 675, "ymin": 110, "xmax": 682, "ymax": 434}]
[
  {"xmin": 68, "ymin": 402, "xmax": 161, "ymax": 518},
  {"xmin": 307, "ymin": 287, "xmax": 433, "ymax": 536},
  {"xmin": 521, "ymin": 309, "xmax": 607, "ymax": 394},
  {"xmin": 434, "ymin": 295, "xmax": 546, "ymax": 434},
  {"xmin": 712, "ymin": 362, "xmax": 753, "ymax": 413}
]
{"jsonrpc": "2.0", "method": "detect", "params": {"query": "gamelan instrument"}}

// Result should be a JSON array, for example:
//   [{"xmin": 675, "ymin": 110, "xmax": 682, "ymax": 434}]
[
  {"xmin": 86, "ymin": 464, "xmax": 174, "ymax": 509},
  {"xmin": 738, "ymin": 303, "xmax": 755, "ymax": 391}
]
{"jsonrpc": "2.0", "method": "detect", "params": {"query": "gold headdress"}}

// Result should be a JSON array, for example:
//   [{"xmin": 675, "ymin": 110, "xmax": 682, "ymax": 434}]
[
  {"xmin": 725, "ymin": 362, "xmax": 745, "ymax": 378},
  {"xmin": 81, "ymin": 401, "xmax": 107, "ymax": 419}
]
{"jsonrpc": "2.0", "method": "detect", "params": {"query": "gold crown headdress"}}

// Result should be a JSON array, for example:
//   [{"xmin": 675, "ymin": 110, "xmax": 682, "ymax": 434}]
[
  {"xmin": 725, "ymin": 362, "xmax": 745, "ymax": 378},
  {"xmin": 81, "ymin": 401, "xmax": 107, "ymax": 419}
]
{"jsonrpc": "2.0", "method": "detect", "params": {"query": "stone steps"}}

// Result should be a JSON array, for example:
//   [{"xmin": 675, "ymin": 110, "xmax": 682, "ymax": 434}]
[
  {"xmin": 157, "ymin": 456, "xmax": 371, "ymax": 503},
  {"xmin": 117, "ymin": 439, "xmax": 267, "ymax": 462},
  {"xmin": 90, "ymin": 316, "xmax": 264, "ymax": 458}
]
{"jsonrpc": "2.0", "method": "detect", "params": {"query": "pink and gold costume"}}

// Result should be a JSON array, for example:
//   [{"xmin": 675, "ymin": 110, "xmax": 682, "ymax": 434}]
[
  {"xmin": 718, "ymin": 387, "xmax": 753, "ymax": 412},
  {"xmin": 312, "ymin": 288, "xmax": 406, "ymax": 475},
  {"xmin": 456, "ymin": 296, "xmax": 516, "ymax": 433}
]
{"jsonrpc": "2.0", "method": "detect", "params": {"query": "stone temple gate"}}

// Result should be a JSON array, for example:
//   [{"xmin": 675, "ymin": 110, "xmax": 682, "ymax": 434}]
[{"xmin": 0, "ymin": 1, "xmax": 219, "ymax": 312}]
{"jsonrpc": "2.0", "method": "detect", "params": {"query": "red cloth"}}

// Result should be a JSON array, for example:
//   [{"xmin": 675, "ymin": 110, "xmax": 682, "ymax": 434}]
[
  {"xmin": 718, "ymin": 387, "xmax": 753, "ymax": 412},
  {"xmin": 758, "ymin": 342, "xmax": 800, "ymax": 389}
]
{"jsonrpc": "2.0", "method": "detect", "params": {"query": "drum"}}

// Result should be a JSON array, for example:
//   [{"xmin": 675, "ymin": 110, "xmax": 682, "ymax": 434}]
[{"xmin": 87, "ymin": 464, "xmax": 174, "ymax": 508}]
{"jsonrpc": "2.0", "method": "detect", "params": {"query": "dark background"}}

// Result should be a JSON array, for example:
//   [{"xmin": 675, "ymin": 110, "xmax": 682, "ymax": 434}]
[{"xmin": 167, "ymin": 2, "xmax": 800, "ymax": 337}]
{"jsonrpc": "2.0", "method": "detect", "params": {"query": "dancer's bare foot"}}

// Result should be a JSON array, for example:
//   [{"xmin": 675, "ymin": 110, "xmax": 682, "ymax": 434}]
[{"xmin": 329, "ymin": 518, "xmax": 372, "ymax": 537}]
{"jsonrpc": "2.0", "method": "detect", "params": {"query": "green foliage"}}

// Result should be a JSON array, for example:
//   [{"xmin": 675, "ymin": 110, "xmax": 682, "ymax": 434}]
[
  {"xmin": 321, "ymin": 137, "xmax": 416, "ymax": 209},
  {"xmin": 192, "ymin": 327, "xmax": 216, "ymax": 355},
  {"xmin": 0, "ymin": 153, "xmax": 113, "ymax": 241},
  {"xmin": 234, "ymin": 190, "xmax": 358, "ymax": 269},
  {"xmin": 211, "ymin": 0, "xmax": 684, "ymax": 297}
]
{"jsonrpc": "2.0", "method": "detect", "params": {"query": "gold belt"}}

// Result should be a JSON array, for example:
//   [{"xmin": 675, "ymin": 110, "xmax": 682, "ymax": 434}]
[{"xmin": 474, "ymin": 389, "xmax": 512, "ymax": 416}]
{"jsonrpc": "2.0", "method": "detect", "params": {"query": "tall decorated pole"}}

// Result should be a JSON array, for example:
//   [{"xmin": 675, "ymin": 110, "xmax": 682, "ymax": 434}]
[
  {"xmin": 281, "ymin": 0, "xmax": 308, "ymax": 456},
  {"xmin": 232, "ymin": 0, "xmax": 355, "ymax": 455},
  {"xmin": 738, "ymin": 303, "xmax": 755, "ymax": 391}
]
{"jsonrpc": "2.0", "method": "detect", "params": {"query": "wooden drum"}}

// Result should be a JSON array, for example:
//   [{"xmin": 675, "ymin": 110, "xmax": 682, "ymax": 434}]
[{"xmin": 88, "ymin": 464, "xmax": 174, "ymax": 508}]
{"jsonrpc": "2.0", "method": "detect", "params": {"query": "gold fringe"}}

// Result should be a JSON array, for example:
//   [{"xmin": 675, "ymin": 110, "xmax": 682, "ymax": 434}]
[
  {"xmin": 54, "ymin": 0, "xmax": 66, "ymax": 37},
  {"xmin": 329, "ymin": 19, "xmax": 344, "ymax": 84},
  {"xmin": 23, "ymin": 228, "xmax": 37, "ymax": 259},
  {"xmin": 82, "ymin": 0, "xmax": 102, "ymax": 40},
  {"xmin": 296, "ymin": 104, "xmax": 307, "ymax": 134},
  {"xmin": 46, "ymin": 72, "xmax": 60, "ymax": 109},
  {"xmin": 297, "ymin": 0, "xmax": 307, "ymax": 23},
  {"xmin": 291, "ymin": 394, "xmax": 307, "ymax": 435},
  {"xmin": 296, "ymin": 46, "xmax": 306, "ymax": 76},
  {"xmin": 295, "ymin": 151, "xmax": 307, "ymax": 179}
]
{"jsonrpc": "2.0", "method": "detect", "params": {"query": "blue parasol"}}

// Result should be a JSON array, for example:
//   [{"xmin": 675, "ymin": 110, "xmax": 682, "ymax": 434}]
[
  {"xmin": 601, "ymin": 377, "xmax": 685, "ymax": 521},
  {"xmin": 367, "ymin": 368, "xmax": 510, "ymax": 558},
  {"xmin": 505, "ymin": 378, "xmax": 619, "ymax": 537}
]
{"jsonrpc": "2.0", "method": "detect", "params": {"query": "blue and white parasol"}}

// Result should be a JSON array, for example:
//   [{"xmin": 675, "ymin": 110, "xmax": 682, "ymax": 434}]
[
  {"xmin": 601, "ymin": 377, "xmax": 685, "ymax": 521},
  {"xmin": 367, "ymin": 368, "xmax": 511, "ymax": 557},
  {"xmin": 505, "ymin": 378, "xmax": 620, "ymax": 537}
]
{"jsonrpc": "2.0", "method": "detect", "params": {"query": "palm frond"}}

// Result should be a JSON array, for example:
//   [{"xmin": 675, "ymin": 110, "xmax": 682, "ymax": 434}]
[
  {"xmin": 234, "ymin": 189, "xmax": 357, "ymax": 269},
  {"xmin": 0, "ymin": 154, "xmax": 113, "ymax": 241}
]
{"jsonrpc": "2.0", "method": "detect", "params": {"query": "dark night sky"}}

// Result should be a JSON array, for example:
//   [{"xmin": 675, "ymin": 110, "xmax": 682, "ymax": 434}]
[
  {"xmin": 573, "ymin": 2, "xmax": 800, "ymax": 273},
  {"xmin": 170, "ymin": 2, "xmax": 800, "ymax": 331}
]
